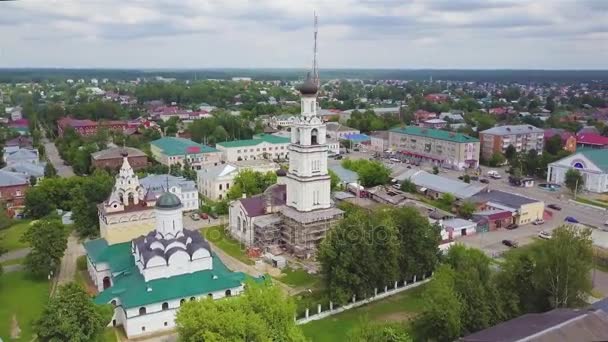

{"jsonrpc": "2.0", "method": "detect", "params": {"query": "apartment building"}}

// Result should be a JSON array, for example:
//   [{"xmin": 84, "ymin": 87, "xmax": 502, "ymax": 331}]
[
  {"xmin": 215, "ymin": 134, "xmax": 290, "ymax": 162},
  {"xmin": 479, "ymin": 125, "xmax": 544, "ymax": 160},
  {"xmin": 388, "ymin": 126, "xmax": 480, "ymax": 170}
]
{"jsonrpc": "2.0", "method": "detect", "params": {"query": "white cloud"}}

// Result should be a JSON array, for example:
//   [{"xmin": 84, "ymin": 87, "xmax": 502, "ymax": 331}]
[{"xmin": 0, "ymin": 0, "xmax": 606, "ymax": 69}]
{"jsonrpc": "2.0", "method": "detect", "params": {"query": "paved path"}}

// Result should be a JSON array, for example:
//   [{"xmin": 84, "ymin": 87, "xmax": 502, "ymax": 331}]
[
  {"xmin": 3, "ymin": 264, "xmax": 24, "ymax": 273},
  {"xmin": 43, "ymin": 139, "xmax": 74, "ymax": 177},
  {"xmin": 0, "ymin": 248, "xmax": 30, "ymax": 262},
  {"xmin": 56, "ymin": 233, "xmax": 85, "ymax": 286}
]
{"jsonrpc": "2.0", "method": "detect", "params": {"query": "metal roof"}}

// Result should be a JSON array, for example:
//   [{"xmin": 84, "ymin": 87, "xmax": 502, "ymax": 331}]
[
  {"xmin": 390, "ymin": 126, "xmax": 479, "ymax": 143},
  {"xmin": 396, "ymin": 170, "xmax": 486, "ymax": 199},
  {"xmin": 471, "ymin": 190, "xmax": 539, "ymax": 208},
  {"xmin": 480, "ymin": 124, "xmax": 544, "ymax": 135},
  {"xmin": 150, "ymin": 137, "xmax": 218, "ymax": 156},
  {"xmin": 216, "ymin": 134, "xmax": 289, "ymax": 148}
]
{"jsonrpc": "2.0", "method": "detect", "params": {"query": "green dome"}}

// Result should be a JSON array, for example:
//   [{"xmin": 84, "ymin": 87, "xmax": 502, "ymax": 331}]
[{"xmin": 156, "ymin": 192, "xmax": 182, "ymax": 210}]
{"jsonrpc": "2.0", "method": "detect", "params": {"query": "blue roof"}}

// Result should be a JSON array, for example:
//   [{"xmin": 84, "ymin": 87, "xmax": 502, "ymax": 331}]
[{"xmin": 343, "ymin": 133, "xmax": 370, "ymax": 142}]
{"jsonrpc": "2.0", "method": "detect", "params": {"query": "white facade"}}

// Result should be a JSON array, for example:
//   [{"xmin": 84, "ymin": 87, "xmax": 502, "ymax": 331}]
[
  {"xmin": 284, "ymin": 92, "xmax": 332, "ymax": 212},
  {"xmin": 197, "ymin": 161, "xmax": 279, "ymax": 200},
  {"xmin": 547, "ymin": 151, "xmax": 608, "ymax": 193},
  {"xmin": 216, "ymin": 140, "xmax": 290, "ymax": 162}
]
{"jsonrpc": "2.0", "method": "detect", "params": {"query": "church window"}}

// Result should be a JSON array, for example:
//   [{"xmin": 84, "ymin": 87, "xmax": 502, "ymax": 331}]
[
  {"xmin": 180, "ymin": 299, "xmax": 186, "ymax": 306},
  {"xmin": 219, "ymin": 194, "xmax": 223, "ymax": 200},
  {"xmin": 219, "ymin": 184, "xmax": 223, "ymax": 191},
  {"xmin": 139, "ymin": 307, "xmax": 146, "ymax": 315},
  {"xmin": 111, "ymin": 300, "xmax": 117, "ymax": 307},
  {"xmin": 225, "ymin": 289, "xmax": 232, "ymax": 297},
  {"xmin": 190, "ymin": 297, "xmax": 196, "ymax": 301},
  {"xmin": 226, "ymin": 183, "xmax": 230, "ymax": 189},
  {"xmin": 164, "ymin": 322, "xmax": 168, "ymax": 327},
  {"xmin": 311, "ymin": 129, "xmax": 318, "ymax": 145},
  {"xmin": 208, "ymin": 293, "xmax": 213, "ymax": 299},
  {"xmin": 162, "ymin": 302, "xmax": 169, "ymax": 310}
]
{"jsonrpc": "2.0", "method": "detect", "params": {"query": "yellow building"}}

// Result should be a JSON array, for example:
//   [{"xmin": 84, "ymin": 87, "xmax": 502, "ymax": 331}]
[{"xmin": 471, "ymin": 190, "xmax": 544, "ymax": 225}]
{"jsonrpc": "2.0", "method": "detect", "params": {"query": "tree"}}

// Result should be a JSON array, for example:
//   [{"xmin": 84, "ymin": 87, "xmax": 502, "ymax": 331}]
[
  {"xmin": 226, "ymin": 170, "xmax": 277, "ymax": 201},
  {"xmin": 564, "ymin": 169, "xmax": 584, "ymax": 193},
  {"xmin": 545, "ymin": 135, "xmax": 563, "ymax": 155},
  {"xmin": 400, "ymin": 179, "xmax": 417, "ymax": 193},
  {"xmin": 488, "ymin": 152, "xmax": 506, "ymax": 167},
  {"xmin": 329, "ymin": 169, "xmax": 340, "ymax": 191},
  {"xmin": 412, "ymin": 265, "xmax": 463, "ymax": 341},
  {"xmin": 35, "ymin": 283, "xmax": 112, "ymax": 342},
  {"xmin": 341, "ymin": 159, "xmax": 390, "ymax": 187},
  {"xmin": 504, "ymin": 145, "xmax": 517, "ymax": 161},
  {"xmin": 176, "ymin": 281, "xmax": 306, "ymax": 342},
  {"xmin": 463, "ymin": 174, "xmax": 471, "ymax": 183},
  {"xmin": 440, "ymin": 192, "xmax": 456, "ymax": 208},
  {"xmin": 22, "ymin": 219, "xmax": 68, "ymax": 278},
  {"xmin": 348, "ymin": 319, "xmax": 412, "ymax": 342},
  {"xmin": 432, "ymin": 166, "xmax": 439, "ymax": 175},
  {"xmin": 458, "ymin": 201, "xmax": 476, "ymax": 219},
  {"xmin": 44, "ymin": 162, "xmax": 57, "ymax": 178},
  {"xmin": 533, "ymin": 225, "xmax": 593, "ymax": 309}
]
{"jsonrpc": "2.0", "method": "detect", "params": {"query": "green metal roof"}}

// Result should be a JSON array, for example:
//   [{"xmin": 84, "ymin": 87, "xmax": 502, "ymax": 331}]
[
  {"xmin": 578, "ymin": 149, "xmax": 608, "ymax": 172},
  {"xmin": 86, "ymin": 239, "xmax": 254, "ymax": 308},
  {"xmin": 156, "ymin": 192, "xmax": 182, "ymax": 209},
  {"xmin": 390, "ymin": 126, "xmax": 479, "ymax": 143},
  {"xmin": 216, "ymin": 134, "xmax": 289, "ymax": 148},
  {"xmin": 150, "ymin": 137, "xmax": 218, "ymax": 156}
]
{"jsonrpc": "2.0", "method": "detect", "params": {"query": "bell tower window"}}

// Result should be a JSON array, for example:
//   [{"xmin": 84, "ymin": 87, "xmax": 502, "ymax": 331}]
[{"xmin": 311, "ymin": 129, "xmax": 318, "ymax": 145}]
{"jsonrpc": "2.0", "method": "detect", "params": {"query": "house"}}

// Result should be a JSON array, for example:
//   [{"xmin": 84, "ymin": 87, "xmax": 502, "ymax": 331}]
[
  {"xmin": 547, "ymin": 149, "xmax": 608, "ymax": 193},
  {"xmin": 4, "ymin": 148, "xmax": 39, "ymax": 165},
  {"xmin": 461, "ymin": 308, "xmax": 608, "ymax": 342},
  {"xmin": 576, "ymin": 133, "xmax": 608, "ymax": 149},
  {"xmin": 328, "ymin": 164, "xmax": 358, "ymax": 187},
  {"xmin": 421, "ymin": 119, "xmax": 448, "ymax": 129},
  {"xmin": 2, "ymin": 162, "xmax": 45, "ymax": 183},
  {"xmin": 479, "ymin": 125, "xmax": 545, "ymax": 160},
  {"xmin": 424, "ymin": 93, "xmax": 449, "ymax": 103},
  {"xmin": 413, "ymin": 110, "xmax": 437, "ymax": 123},
  {"xmin": 440, "ymin": 218, "xmax": 477, "ymax": 241},
  {"xmin": 369, "ymin": 131, "xmax": 390, "ymax": 153},
  {"xmin": 197, "ymin": 160, "xmax": 279, "ymax": 201},
  {"xmin": 269, "ymin": 114, "xmax": 295, "ymax": 129},
  {"xmin": 91, "ymin": 147, "xmax": 148, "ymax": 171},
  {"xmin": 394, "ymin": 170, "xmax": 486, "ymax": 200},
  {"xmin": 470, "ymin": 190, "xmax": 544, "ymax": 225},
  {"xmin": 150, "ymin": 137, "xmax": 221, "ymax": 169},
  {"xmin": 544, "ymin": 128, "xmax": 577, "ymax": 153},
  {"xmin": 0, "ymin": 170, "xmax": 29, "ymax": 208},
  {"xmin": 326, "ymin": 122, "xmax": 360, "ymax": 141},
  {"xmin": 389, "ymin": 126, "xmax": 480, "ymax": 170},
  {"xmin": 215, "ymin": 134, "xmax": 290, "ymax": 162},
  {"xmin": 5, "ymin": 136, "xmax": 33, "ymax": 149},
  {"xmin": 57, "ymin": 117, "xmax": 129, "ymax": 137},
  {"xmin": 472, "ymin": 209, "xmax": 513, "ymax": 231},
  {"xmin": 140, "ymin": 175, "xmax": 199, "ymax": 212}
]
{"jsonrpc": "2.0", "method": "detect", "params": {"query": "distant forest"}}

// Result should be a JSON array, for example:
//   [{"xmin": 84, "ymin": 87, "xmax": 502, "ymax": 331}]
[{"xmin": 1, "ymin": 68, "xmax": 608, "ymax": 83}]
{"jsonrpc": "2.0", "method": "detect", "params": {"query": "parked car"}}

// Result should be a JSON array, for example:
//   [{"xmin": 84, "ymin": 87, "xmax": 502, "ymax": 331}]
[
  {"xmin": 547, "ymin": 204, "xmax": 562, "ymax": 211},
  {"xmin": 502, "ymin": 239, "xmax": 518, "ymax": 248},
  {"xmin": 605, "ymin": 220, "xmax": 608, "ymax": 227},
  {"xmin": 538, "ymin": 231, "xmax": 552, "ymax": 239},
  {"xmin": 564, "ymin": 216, "xmax": 579, "ymax": 223},
  {"xmin": 334, "ymin": 155, "xmax": 343, "ymax": 160},
  {"xmin": 480, "ymin": 178, "xmax": 490, "ymax": 184},
  {"xmin": 471, "ymin": 176, "xmax": 479, "ymax": 181},
  {"xmin": 532, "ymin": 219, "xmax": 545, "ymax": 225},
  {"xmin": 209, "ymin": 212, "xmax": 219, "ymax": 219},
  {"xmin": 190, "ymin": 213, "xmax": 200, "ymax": 221},
  {"xmin": 506, "ymin": 223, "xmax": 519, "ymax": 230},
  {"xmin": 458, "ymin": 176, "xmax": 464, "ymax": 180},
  {"xmin": 200, "ymin": 212, "xmax": 209, "ymax": 220}
]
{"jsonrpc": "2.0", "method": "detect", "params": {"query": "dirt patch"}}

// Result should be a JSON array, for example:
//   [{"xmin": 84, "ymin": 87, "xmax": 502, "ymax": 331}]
[
  {"xmin": 376, "ymin": 311, "xmax": 416, "ymax": 323},
  {"xmin": 11, "ymin": 314, "xmax": 21, "ymax": 339}
]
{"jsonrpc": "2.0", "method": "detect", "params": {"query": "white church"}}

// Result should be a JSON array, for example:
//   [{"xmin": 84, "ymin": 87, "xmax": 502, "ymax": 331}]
[
  {"xmin": 85, "ymin": 156, "xmax": 252, "ymax": 339},
  {"xmin": 228, "ymin": 66, "xmax": 343, "ymax": 258}
]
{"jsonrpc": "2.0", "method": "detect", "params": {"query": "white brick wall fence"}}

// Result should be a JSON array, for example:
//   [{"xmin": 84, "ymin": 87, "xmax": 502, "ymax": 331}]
[{"xmin": 296, "ymin": 273, "xmax": 432, "ymax": 325}]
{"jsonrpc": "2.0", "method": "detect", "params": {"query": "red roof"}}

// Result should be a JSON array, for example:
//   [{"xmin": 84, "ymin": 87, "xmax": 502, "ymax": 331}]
[{"xmin": 576, "ymin": 133, "xmax": 608, "ymax": 146}]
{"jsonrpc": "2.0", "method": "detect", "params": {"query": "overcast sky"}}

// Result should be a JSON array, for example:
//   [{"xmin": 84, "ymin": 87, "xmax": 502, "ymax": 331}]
[{"xmin": 1, "ymin": 0, "xmax": 607, "ymax": 69}]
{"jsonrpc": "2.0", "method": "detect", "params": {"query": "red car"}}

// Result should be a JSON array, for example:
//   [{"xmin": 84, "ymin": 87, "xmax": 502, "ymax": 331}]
[{"xmin": 200, "ymin": 212, "xmax": 209, "ymax": 220}]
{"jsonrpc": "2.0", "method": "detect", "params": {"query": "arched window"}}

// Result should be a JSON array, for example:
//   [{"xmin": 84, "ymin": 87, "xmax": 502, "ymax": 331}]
[
  {"xmin": 208, "ymin": 293, "xmax": 213, "ymax": 299},
  {"xmin": 111, "ymin": 300, "xmax": 117, "ymax": 307},
  {"xmin": 162, "ymin": 302, "xmax": 169, "ymax": 310},
  {"xmin": 573, "ymin": 162, "xmax": 584, "ymax": 169},
  {"xmin": 190, "ymin": 297, "xmax": 196, "ymax": 301},
  {"xmin": 311, "ymin": 128, "xmax": 318, "ymax": 145},
  {"xmin": 180, "ymin": 299, "xmax": 186, "ymax": 306},
  {"xmin": 225, "ymin": 289, "xmax": 232, "ymax": 297},
  {"xmin": 139, "ymin": 307, "xmax": 146, "ymax": 315}
]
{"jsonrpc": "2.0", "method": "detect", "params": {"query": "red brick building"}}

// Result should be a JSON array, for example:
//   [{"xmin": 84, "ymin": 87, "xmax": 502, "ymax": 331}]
[
  {"xmin": 91, "ymin": 147, "xmax": 148, "ymax": 171},
  {"xmin": 57, "ymin": 117, "xmax": 130, "ymax": 137},
  {"xmin": 0, "ymin": 170, "xmax": 30, "ymax": 208}
]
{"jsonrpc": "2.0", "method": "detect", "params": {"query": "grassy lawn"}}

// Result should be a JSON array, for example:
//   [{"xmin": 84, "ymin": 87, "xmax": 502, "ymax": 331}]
[
  {"xmin": 201, "ymin": 225, "xmax": 254, "ymax": 265},
  {"xmin": 0, "ymin": 220, "xmax": 33, "ymax": 252},
  {"xmin": 0, "ymin": 271, "xmax": 50, "ymax": 341},
  {"xmin": 274, "ymin": 267, "xmax": 320, "ymax": 288},
  {"xmin": 101, "ymin": 327, "xmax": 117, "ymax": 342},
  {"xmin": 1, "ymin": 257, "xmax": 24, "ymax": 267},
  {"xmin": 300, "ymin": 284, "xmax": 428, "ymax": 342},
  {"xmin": 575, "ymin": 197, "xmax": 608, "ymax": 209}
]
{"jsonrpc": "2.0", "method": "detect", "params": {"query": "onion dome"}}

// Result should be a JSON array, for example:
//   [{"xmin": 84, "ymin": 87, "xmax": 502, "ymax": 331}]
[
  {"xmin": 155, "ymin": 192, "xmax": 182, "ymax": 210},
  {"xmin": 298, "ymin": 73, "xmax": 318, "ymax": 95}
]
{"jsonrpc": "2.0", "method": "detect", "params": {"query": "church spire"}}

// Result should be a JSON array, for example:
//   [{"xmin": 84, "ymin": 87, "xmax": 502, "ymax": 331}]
[{"xmin": 312, "ymin": 12, "xmax": 319, "ymax": 86}]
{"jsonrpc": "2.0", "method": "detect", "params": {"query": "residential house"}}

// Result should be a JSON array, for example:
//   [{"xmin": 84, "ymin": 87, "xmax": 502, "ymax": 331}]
[
  {"xmin": 424, "ymin": 93, "xmax": 449, "ymax": 103},
  {"xmin": 479, "ymin": 125, "xmax": 545, "ymax": 160},
  {"xmin": 389, "ymin": 126, "xmax": 480, "ymax": 169},
  {"xmin": 150, "ymin": 137, "xmax": 221, "ymax": 169},
  {"xmin": 369, "ymin": 131, "xmax": 390, "ymax": 153},
  {"xmin": 91, "ymin": 147, "xmax": 148, "ymax": 171},
  {"xmin": 544, "ymin": 128, "xmax": 577, "ymax": 153},
  {"xmin": 421, "ymin": 119, "xmax": 448, "ymax": 129},
  {"xmin": 197, "ymin": 160, "xmax": 279, "ymax": 201},
  {"xmin": 547, "ymin": 149, "xmax": 608, "ymax": 193},
  {"xmin": 57, "ymin": 117, "xmax": 129, "ymax": 137},
  {"xmin": 215, "ymin": 134, "xmax": 290, "ymax": 162},
  {"xmin": 326, "ymin": 122, "xmax": 360, "ymax": 141},
  {"xmin": 576, "ymin": 133, "xmax": 608, "ymax": 149},
  {"xmin": 0, "ymin": 170, "xmax": 29, "ymax": 208},
  {"xmin": 413, "ymin": 109, "xmax": 437, "ymax": 123},
  {"xmin": 269, "ymin": 114, "xmax": 295, "ymax": 129}
]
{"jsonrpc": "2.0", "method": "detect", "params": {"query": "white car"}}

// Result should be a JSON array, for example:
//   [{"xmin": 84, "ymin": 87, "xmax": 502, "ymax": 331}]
[
  {"xmin": 538, "ymin": 231, "xmax": 552, "ymax": 239},
  {"xmin": 532, "ymin": 219, "xmax": 545, "ymax": 225}
]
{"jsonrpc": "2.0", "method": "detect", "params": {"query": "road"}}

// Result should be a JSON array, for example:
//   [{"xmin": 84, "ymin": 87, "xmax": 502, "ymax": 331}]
[
  {"xmin": 55, "ymin": 233, "xmax": 85, "ymax": 287},
  {"xmin": 0, "ymin": 248, "xmax": 30, "ymax": 262},
  {"xmin": 43, "ymin": 138, "xmax": 75, "ymax": 177}
]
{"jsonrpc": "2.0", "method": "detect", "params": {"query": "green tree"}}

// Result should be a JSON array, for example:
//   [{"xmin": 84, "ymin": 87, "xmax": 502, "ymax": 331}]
[
  {"xmin": 226, "ymin": 170, "xmax": 278, "ymax": 201},
  {"xmin": 545, "ymin": 135, "xmax": 563, "ymax": 155},
  {"xmin": 564, "ymin": 169, "xmax": 584, "ymax": 193},
  {"xmin": 463, "ymin": 174, "xmax": 471, "ymax": 183},
  {"xmin": 432, "ymin": 166, "xmax": 439, "ymax": 175},
  {"xmin": 458, "ymin": 201, "xmax": 476, "ymax": 219},
  {"xmin": 400, "ymin": 179, "xmax": 417, "ymax": 193},
  {"xmin": 488, "ymin": 152, "xmax": 506, "ymax": 167},
  {"xmin": 329, "ymin": 169, "xmax": 340, "ymax": 191},
  {"xmin": 412, "ymin": 265, "xmax": 463, "ymax": 341},
  {"xmin": 44, "ymin": 161, "xmax": 57, "ymax": 178},
  {"xmin": 341, "ymin": 159, "xmax": 390, "ymax": 187},
  {"xmin": 24, "ymin": 187, "xmax": 55, "ymax": 218},
  {"xmin": 35, "ymin": 283, "xmax": 112, "ymax": 342},
  {"xmin": 440, "ymin": 193, "xmax": 456, "ymax": 208},
  {"xmin": 505, "ymin": 145, "xmax": 517, "ymax": 161},
  {"xmin": 534, "ymin": 225, "xmax": 593, "ymax": 309},
  {"xmin": 176, "ymin": 281, "xmax": 305, "ymax": 342},
  {"xmin": 22, "ymin": 218, "xmax": 68, "ymax": 278},
  {"xmin": 347, "ymin": 319, "xmax": 412, "ymax": 342}
]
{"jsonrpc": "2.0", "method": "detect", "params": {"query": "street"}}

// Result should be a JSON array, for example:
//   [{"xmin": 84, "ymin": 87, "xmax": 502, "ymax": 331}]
[{"xmin": 43, "ymin": 138, "xmax": 75, "ymax": 177}]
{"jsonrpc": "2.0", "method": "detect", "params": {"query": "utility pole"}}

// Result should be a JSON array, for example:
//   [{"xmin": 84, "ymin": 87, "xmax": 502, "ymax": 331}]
[{"xmin": 574, "ymin": 178, "xmax": 579, "ymax": 200}]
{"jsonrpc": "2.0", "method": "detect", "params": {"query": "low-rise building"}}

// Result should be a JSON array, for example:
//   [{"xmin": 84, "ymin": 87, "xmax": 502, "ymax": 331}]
[
  {"xmin": 394, "ymin": 169, "xmax": 486, "ymax": 200},
  {"xmin": 0, "ymin": 170, "xmax": 29, "ymax": 208},
  {"xmin": 269, "ymin": 114, "xmax": 295, "ymax": 129},
  {"xmin": 215, "ymin": 134, "xmax": 290, "ymax": 162},
  {"xmin": 547, "ymin": 149, "xmax": 608, "ymax": 193},
  {"xmin": 326, "ymin": 122, "xmax": 360, "ymax": 141},
  {"xmin": 389, "ymin": 126, "xmax": 480, "ymax": 169},
  {"xmin": 4, "ymin": 148, "xmax": 39, "ymax": 165},
  {"xmin": 440, "ymin": 218, "xmax": 477, "ymax": 241},
  {"xmin": 470, "ymin": 190, "xmax": 544, "ymax": 225},
  {"xmin": 197, "ymin": 160, "xmax": 279, "ymax": 201},
  {"xmin": 369, "ymin": 131, "xmax": 390, "ymax": 153},
  {"xmin": 576, "ymin": 133, "xmax": 608, "ymax": 149},
  {"xmin": 414, "ymin": 109, "xmax": 437, "ymax": 123},
  {"xmin": 140, "ymin": 175, "xmax": 199, "ymax": 212},
  {"xmin": 544, "ymin": 128, "xmax": 577, "ymax": 153},
  {"xmin": 91, "ymin": 147, "xmax": 148, "ymax": 171},
  {"xmin": 150, "ymin": 137, "xmax": 221, "ymax": 169},
  {"xmin": 58, "ymin": 117, "xmax": 129, "ymax": 137},
  {"xmin": 479, "ymin": 125, "xmax": 544, "ymax": 160},
  {"xmin": 421, "ymin": 119, "xmax": 448, "ymax": 129}
]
